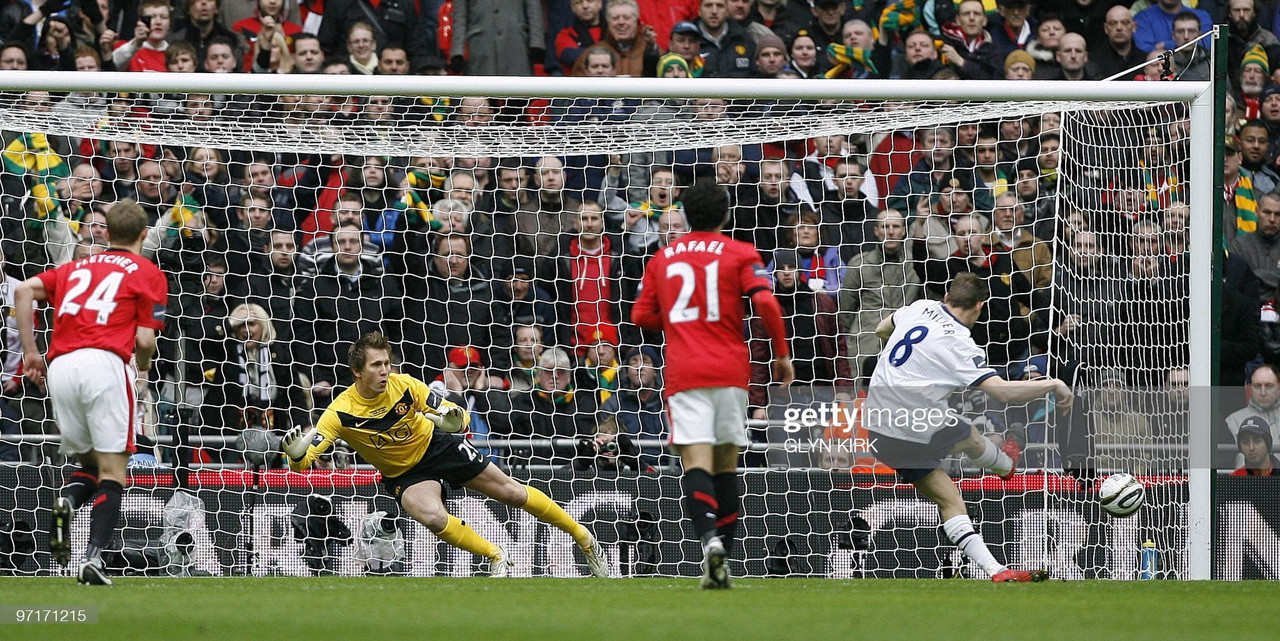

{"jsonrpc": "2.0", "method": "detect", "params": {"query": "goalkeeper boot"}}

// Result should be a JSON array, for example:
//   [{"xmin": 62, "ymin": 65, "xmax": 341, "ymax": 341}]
[
  {"xmin": 700, "ymin": 538, "xmax": 730, "ymax": 590},
  {"xmin": 489, "ymin": 546, "xmax": 510, "ymax": 578},
  {"xmin": 77, "ymin": 557, "xmax": 112, "ymax": 586},
  {"xmin": 991, "ymin": 568, "xmax": 1048, "ymax": 583},
  {"xmin": 50, "ymin": 497, "xmax": 73, "ymax": 568},
  {"xmin": 581, "ymin": 534, "xmax": 609, "ymax": 578}
]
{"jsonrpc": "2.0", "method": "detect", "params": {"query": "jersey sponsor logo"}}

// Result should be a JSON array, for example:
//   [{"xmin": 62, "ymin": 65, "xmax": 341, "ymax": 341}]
[{"xmin": 337, "ymin": 388, "xmax": 416, "ymax": 433}]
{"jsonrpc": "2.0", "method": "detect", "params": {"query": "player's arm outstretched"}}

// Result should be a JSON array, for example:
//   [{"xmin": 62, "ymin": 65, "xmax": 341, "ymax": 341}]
[
  {"xmin": 876, "ymin": 307, "xmax": 1072, "ymax": 410},
  {"xmin": 978, "ymin": 377, "xmax": 1074, "ymax": 410},
  {"xmin": 283, "ymin": 419, "xmax": 335, "ymax": 472}
]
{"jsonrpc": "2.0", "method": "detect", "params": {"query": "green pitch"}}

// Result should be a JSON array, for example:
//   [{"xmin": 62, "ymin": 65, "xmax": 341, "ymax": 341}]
[{"xmin": 2, "ymin": 578, "xmax": 1277, "ymax": 640}]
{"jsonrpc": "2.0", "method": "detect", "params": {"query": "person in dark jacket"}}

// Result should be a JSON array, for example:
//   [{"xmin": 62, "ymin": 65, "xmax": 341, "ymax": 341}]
[
  {"xmin": 295, "ymin": 224, "xmax": 404, "ymax": 396},
  {"xmin": 932, "ymin": 0, "xmax": 1007, "ymax": 80},
  {"xmin": 1230, "ymin": 191, "xmax": 1280, "ymax": 279},
  {"xmin": 492, "ymin": 257, "xmax": 559, "ymax": 339},
  {"xmin": 400, "ymin": 233, "xmax": 507, "ymax": 383},
  {"xmin": 581, "ymin": 346, "xmax": 667, "ymax": 471},
  {"xmin": 695, "ymin": 0, "xmax": 756, "ymax": 78},
  {"xmin": 490, "ymin": 347, "xmax": 599, "ymax": 466},
  {"xmin": 317, "ymin": 0, "xmax": 433, "ymax": 72},
  {"xmin": 238, "ymin": 229, "xmax": 315, "ymax": 349}
]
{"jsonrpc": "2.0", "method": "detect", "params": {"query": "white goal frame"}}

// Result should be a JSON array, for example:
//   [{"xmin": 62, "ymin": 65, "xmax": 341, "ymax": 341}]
[{"xmin": 0, "ymin": 69, "xmax": 1216, "ymax": 580}]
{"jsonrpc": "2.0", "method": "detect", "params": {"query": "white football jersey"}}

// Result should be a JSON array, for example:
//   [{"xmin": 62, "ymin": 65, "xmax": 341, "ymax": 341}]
[{"xmin": 864, "ymin": 300, "xmax": 997, "ymax": 443}]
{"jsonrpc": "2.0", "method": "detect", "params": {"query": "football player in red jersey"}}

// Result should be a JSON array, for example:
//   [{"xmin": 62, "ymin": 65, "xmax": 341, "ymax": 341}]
[
  {"xmin": 632, "ymin": 178, "xmax": 793, "ymax": 589},
  {"xmin": 16, "ymin": 200, "xmax": 169, "ymax": 585}
]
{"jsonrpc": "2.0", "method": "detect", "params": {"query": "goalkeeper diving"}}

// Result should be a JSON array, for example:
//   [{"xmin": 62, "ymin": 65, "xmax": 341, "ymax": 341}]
[{"xmin": 282, "ymin": 332, "xmax": 609, "ymax": 577}]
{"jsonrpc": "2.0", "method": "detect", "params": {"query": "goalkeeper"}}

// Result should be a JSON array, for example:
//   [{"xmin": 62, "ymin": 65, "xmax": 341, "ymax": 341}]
[{"xmin": 283, "ymin": 332, "xmax": 608, "ymax": 578}]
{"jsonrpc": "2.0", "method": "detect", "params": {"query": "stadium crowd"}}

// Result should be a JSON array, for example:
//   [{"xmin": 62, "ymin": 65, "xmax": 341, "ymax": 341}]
[{"xmin": 0, "ymin": 0, "xmax": 1272, "ymax": 475}]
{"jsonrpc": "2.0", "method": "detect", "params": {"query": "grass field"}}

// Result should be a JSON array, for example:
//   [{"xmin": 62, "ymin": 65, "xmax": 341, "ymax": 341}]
[{"xmin": 2, "ymin": 578, "xmax": 1277, "ymax": 640}]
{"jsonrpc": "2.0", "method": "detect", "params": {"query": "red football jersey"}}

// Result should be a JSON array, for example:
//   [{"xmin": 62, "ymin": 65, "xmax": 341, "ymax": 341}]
[
  {"xmin": 633, "ymin": 231, "xmax": 772, "ymax": 397},
  {"xmin": 37, "ymin": 250, "xmax": 168, "ymax": 364}
]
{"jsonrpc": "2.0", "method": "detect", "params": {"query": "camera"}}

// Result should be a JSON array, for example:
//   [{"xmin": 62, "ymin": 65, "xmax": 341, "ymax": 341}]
[
  {"xmin": 307, "ymin": 493, "xmax": 333, "ymax": 517},
  {"xmin": 142, "ymin": 15, "xmax": 153, "ymax": 28},
  {"xmin": 292, "ymin": 494, "xmax": 351, "ymax": 575}
]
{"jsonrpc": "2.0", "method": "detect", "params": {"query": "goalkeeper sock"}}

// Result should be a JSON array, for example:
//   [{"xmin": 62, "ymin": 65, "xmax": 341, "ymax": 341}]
[
  {"xmin": 712, "ymin": 472, "xmax": 740, "ymax": 555},
  {"xmin": 942, "ymin": 514, "xmax": 1005, "ymax": 577},
  {"xmin": 63, "ymin": 466, "xmax": 99, "ymax": 510},
  {"xmin": 436, "ymin": 514, "xmax": 501, "ymax": 560},
  {"xmin": 521, "ymin": 485, "xmax": 591, "ymax": 548},
  {"xmin": 682, "ymin": 468, "xmax": 719, "ymax": 547},
  {"xmin": 967, "ymin": 439, "xmax": 1013, "ymax": 477},
  {"xmin": 87, "ymin": 479, "xmax": 123, "ymax": 551}
]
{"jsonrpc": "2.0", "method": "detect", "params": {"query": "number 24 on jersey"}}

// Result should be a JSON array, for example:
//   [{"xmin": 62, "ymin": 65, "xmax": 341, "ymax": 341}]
[{"xmin": 57, "ymin": 269, "xmax": 123, "ymax": 325}]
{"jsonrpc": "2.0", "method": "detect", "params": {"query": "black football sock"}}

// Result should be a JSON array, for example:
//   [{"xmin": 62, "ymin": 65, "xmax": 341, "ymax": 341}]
[
  {"xmin": 681, "ymin": 468, "xmax": 719, "ymax": 547},
  {"xmin": 62, "ymin": 466, "xmax": 99, "ymax": 510},
  {"xmin": 712, "ymin": 472, "xmax": 741, "ymax": 555},
  {"xmin": 87, "ymin": 480, "xmax": 123, "ymax": 552}
]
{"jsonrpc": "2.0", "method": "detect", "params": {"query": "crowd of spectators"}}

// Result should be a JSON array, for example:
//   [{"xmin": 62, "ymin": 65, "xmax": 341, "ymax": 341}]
[{"xmin": 0, "ymin": 0, "xmax": 1273, "ymax": 475}]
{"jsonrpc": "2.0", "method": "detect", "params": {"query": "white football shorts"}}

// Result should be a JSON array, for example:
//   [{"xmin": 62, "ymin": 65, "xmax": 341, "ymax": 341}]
[
  {"xmin": 47, "ymin": 348, "xmax": 137, "ymax": 455},
  {"xmin": 666, "ymin": 386, "xmax": 749, "ymax": 447}
]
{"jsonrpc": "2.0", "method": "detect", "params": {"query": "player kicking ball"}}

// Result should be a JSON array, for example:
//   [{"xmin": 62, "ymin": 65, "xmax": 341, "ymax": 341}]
[
  {"xmin": 865, "ymin": 274, "xmax": 1073, "ymax": 582},
  {"xmin": 633, "ymin": 179, "xmax": 793, "ymax": 589},
  {"xmin": 282, "ymin": 332, "xmax": 608, "ymax": 578}
]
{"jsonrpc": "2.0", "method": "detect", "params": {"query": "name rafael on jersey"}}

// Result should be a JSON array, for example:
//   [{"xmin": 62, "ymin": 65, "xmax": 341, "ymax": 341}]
[{"xmin": 662, "ymin": 239, "xmax": 728, "ymax": 258}]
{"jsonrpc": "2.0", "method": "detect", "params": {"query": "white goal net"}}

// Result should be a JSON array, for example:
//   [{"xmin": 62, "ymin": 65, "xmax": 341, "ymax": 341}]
[{"xmin": 0, "ymin": 73, "xmax": 1214, "ymax": 580}]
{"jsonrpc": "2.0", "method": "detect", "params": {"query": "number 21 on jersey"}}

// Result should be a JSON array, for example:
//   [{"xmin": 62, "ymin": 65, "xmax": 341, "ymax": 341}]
[
  {"xmin": 666, "ymin": 260, "xmax": 720, "ymax": 323},
  {"xmin": 58, "ymin": 269, "xmax": 123, "ymax": 325}
]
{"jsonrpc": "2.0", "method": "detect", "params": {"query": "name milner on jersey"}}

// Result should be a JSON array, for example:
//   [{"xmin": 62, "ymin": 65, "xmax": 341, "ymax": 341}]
[
  {"xmin": 75, "ymin": 253, "xmax": 140, "ymax": 274},
  {"xmin": 662, "ymin": 239, "xmax": 727, "ymax": 259},
  {"xmin": 918, "ymin": 304, "xmax": 957, "ymax": 335}
]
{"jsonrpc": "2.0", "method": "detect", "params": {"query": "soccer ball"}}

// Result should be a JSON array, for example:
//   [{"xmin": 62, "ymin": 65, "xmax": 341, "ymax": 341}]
[{"xmin": 1098, "ymin": 473, "xmax": 1145, "ymax": 517}]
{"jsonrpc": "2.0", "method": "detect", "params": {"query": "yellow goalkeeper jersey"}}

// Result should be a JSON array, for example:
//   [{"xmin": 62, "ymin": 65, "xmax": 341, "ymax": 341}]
[{"xmin": 289, "ymin": 373, "xmax": 461, "ymax": 478}]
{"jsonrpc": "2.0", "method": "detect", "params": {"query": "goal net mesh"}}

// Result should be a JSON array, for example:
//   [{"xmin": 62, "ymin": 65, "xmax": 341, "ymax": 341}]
[{"xmin": 0, "ymin": 85, "xmax": 1190, "ymax": 579}]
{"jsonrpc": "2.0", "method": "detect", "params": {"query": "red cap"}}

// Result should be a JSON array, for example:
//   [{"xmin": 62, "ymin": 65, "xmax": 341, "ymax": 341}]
[{"xmin": 448, "ymin": 346, "xmax": 483, "ymax": 368}]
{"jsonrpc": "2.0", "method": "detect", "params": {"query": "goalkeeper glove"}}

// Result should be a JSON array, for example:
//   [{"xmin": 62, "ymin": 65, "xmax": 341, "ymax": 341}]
[
  {"xmin": 435, "ymin": 405, "xmax": 470, "ymax": 434},
  {"xmin": 282, "ymin": 426, "xmax": 316, "ymax": 461}
]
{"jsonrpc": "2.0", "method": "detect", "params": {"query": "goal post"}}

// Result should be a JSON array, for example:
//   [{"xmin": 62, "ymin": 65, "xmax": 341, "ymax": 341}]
[{"xmin": 0, "ymin": 68, "xmax": 1219, "ymax": 580}]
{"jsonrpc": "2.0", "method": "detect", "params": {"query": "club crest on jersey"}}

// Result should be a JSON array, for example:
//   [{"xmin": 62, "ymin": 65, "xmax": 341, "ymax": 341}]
[{"xmin": 394, "ymin": 402, "xmax": 409, "ymax": 416}]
